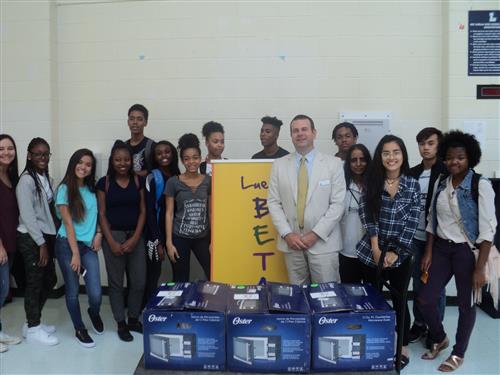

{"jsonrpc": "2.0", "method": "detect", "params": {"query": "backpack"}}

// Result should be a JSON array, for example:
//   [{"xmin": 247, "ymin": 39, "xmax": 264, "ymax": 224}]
[{"xmin": 148, "ymin": 169, "xmax": 166, "ymax": 221}]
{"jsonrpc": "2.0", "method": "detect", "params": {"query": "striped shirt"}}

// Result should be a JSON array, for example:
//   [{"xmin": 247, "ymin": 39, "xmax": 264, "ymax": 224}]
[{"xmin": 356, "ymin": 174, "xmax": 421, "ymax": 268}]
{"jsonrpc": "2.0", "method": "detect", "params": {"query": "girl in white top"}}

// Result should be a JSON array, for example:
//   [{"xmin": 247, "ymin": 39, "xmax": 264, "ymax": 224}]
[
  {"xmin": 339, "ymin": 144, "xmax": 371, "ymax": 283},
  {"xmin": 419, "ymin": 130, "xmax": 497, "ymax": 372}
]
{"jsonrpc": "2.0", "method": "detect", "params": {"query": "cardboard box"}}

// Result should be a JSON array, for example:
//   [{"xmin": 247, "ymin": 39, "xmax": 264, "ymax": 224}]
[
  {"xmin": 226, "ymin": 283, "xmax": 311, "ymax": 373},
  {"xmin": 306, "ymin": 282, "xmax": 396, "ymax": 372},
  {"xmin": 143, "ymin": 281, "xmax": 227, "ymax": 371}
]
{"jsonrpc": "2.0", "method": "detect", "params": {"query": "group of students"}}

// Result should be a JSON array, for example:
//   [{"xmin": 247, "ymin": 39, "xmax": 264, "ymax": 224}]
[
  {"xmin": 0, "ymin": 104, "xmax": 222, "ymax": 350},
  {"xmin": 333, "ymin": 124, "xmax": 496, "ymax": 372},
  {"xmin": 0, "ymin": 104, "xmax": 497, "ymax": 374}
]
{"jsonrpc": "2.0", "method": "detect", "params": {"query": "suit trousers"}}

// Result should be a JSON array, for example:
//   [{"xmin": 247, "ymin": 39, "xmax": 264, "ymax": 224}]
[{"xmin": 283, "ymin": 249, "xmax": 339, "ymax": 285}]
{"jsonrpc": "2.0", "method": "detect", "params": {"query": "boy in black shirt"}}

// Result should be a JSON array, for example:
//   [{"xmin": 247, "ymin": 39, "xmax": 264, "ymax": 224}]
[
  {"xmin": 126, "ymin": 104, "xmax": 155, "ymax": 176},
  {"xmin": 251, "ymin": 116, "xmax": 289, "ymax": 159}
]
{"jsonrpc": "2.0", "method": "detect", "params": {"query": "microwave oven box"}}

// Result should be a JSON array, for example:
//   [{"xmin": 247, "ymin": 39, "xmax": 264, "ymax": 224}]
[
  {"xmin": 143, "ymin": 281, "xmax": 227, "ymax": 371},
  {"xmin": 226, "ymin": 283, "xmax": 311, "ymax": 373},
  {"xmin": 306, "ymin": 282, "xmax": 396, "ymax": 372}
]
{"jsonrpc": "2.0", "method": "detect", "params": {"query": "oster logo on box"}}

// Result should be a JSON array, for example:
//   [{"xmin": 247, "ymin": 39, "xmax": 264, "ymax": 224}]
[
  {"xmin": 143, "ymin": 282, "xmax": 227, "ymax": 371},
  {"xmin": 306, "ymin": 283, "xmax": 396, "ymax": 372},
  {"xmin": 226, "ymin": 283, "xmax": 311, "ymax": 373}
]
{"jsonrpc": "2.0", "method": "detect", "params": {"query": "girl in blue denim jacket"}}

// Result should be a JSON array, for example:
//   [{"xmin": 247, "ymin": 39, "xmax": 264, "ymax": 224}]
[{"xmin": 419, "ymin": 130, "xmax": 497, "ymax": 372}]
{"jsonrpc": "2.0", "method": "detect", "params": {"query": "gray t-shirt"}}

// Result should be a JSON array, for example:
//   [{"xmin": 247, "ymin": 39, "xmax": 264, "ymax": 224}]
[{"xmin": 165, "ymin": 175, "xmax": 211, "ymax": 238}]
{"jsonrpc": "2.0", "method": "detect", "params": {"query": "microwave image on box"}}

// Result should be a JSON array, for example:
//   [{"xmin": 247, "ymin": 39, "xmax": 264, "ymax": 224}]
[
  {"xmin": 319, "ymin": 296, "xmax": 343, "ymax": 308},
  {"xmin": 237, "ymin": 299, "xmax": 260, "ymax": 310},
  {"xmin": 157, "ymin": 296, "xmax": 181, "ymax": 307},
  {"xmin": 233, "ymin": 336, "xmax": 281, "ymax": 365},
  {"xmin": 318, "ymin": 334, "xmax": 365, "ymax": 364},
  {"xmin": 149, "ymin": 333, "xmax": 196, "ymax": 362},
  {"xmin": 271, "ymin": 284, "xmax": 293, "ymax": 296},
  {"xmin": 201, "ymin": 283, "xmax": 220, "ymax": 295},
  {"xmin": 344, "ymin": 285, "xmax": 367, "ymax": 296}
]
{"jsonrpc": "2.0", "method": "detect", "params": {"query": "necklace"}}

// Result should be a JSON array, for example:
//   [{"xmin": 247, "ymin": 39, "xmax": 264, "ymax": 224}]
[{"xmin": 385, "ymin": 177, "xmax": 400, "ymax": 186}]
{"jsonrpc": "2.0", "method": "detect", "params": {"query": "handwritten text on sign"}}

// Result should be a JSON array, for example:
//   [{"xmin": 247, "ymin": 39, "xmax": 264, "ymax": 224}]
[{"xmin": 211, "ymin": 161, "xmax": 288, "ymax": 284}]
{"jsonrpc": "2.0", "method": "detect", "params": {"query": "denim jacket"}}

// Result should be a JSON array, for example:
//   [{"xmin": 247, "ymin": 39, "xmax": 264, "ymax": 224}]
[{"xmin": 430, "ymin": 169, "xmax": 479, "ymax": 244}]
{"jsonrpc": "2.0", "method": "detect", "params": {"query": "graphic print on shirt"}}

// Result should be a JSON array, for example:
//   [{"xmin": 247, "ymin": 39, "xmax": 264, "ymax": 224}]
[
  {"xmin": 132, "ymin": 149, "xmax": 145, "ymax": 172},
  {"xmin": 179, "ymin": 198, "xmax": 207, "ymax": 236}
]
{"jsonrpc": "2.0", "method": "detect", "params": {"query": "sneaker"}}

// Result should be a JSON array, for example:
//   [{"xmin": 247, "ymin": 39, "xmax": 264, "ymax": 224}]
[
  {"xmin": 22, "ymin": 322, "xmax": 56, "ymax": 338},
  {"xmin": 87, "ymin": 308, "xmax": 104, "ymax": 335},
  {"xmin": 0, "ymin": 343, "xmax": 8, "ymax": 353},
  {"xmin": 75, "ymin": 329, "xmax": 95, "ymax": 348},
  {"xmin": 0, "ymin": 331, "xmax": 22, "ymax": 345},
  {"xmin": 117, "ymin": 321, "xmax": 133, "ymax": 342},
  {"xmin": 408, "ymin": 323, "xmax": 428, "ymax": 343},
  {"xmin": 26, "ymin": 325, "xmax": 59, "ymax": 346},
  {"xmin": 127, "ymin": 318, "xmax": 143, "ymax": 334}
]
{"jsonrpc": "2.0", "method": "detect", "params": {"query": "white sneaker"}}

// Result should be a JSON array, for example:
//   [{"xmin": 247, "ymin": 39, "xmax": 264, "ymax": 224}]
[
  {"xmin": 0, "ymin": 331, "xmax": 22, "ymax": 345},
  {"xmin": 0, "ymin": 343, "xmax": 8, "ymax": 353},
  {"xmin": 22, "ymin": 322, "xmax": 56, "ymax": 338},
  {"xmin": 26, "ymin": 325, "xmax": 59, "ymax": 346}
]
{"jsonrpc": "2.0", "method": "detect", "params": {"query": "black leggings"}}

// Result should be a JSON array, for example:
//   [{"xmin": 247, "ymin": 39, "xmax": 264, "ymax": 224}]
[
  {"xmin": 362, "ymin": 257, "xmax": 412, "ymax": 346},
  {"xmin": 339, "ymin": 253, "xmax": 367, "ymax": 283},
  {"xmin": 170, "ymin": 235, "xmax": 210, "ymax": 282}
]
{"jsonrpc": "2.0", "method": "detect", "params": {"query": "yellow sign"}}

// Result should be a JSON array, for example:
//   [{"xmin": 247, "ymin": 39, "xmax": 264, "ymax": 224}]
[{"xmin": 211, "ymin": 160, "xmax": 288, "ymax": 284}]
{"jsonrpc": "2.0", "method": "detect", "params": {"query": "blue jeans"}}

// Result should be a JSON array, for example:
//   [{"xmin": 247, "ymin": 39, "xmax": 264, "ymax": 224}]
[
  {"xmin": 0, "ymin": 256, "xmax": 13, "ymax": 331},
  {"xmin": 412, "ymin": 238, "xmax": 445, "ymax": 324},
  {"xmin": 55, "ymin": 237, "xmax": 102, "ymax": 330}
]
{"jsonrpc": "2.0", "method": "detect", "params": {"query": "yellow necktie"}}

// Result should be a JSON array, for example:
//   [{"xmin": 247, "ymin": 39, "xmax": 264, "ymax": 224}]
[{"xmin": 297, "ymin": 156, "xmax": 308, "ymax": 229}]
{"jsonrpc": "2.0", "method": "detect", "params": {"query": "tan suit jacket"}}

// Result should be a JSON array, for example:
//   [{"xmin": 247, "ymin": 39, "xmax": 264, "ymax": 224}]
[{"xmin": 268, "ymin": 150, "xmax": 346, "ymax": 255}]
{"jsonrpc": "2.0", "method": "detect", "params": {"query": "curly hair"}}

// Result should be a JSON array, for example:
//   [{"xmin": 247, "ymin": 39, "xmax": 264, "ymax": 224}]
[
  {"xmin": 438, "ymin": 130, "xmax": 481, "ymax": 168},
  {"xmin": 261, "ymin": 116, "xmax": 283, "ymax": 129},
  {"xmin": 202, "ymin": 121, "xmax": 224, "ymax": 139},
  {"xmin": 178, "ymin": 133, "xmax": 201, "ymax": 158}
]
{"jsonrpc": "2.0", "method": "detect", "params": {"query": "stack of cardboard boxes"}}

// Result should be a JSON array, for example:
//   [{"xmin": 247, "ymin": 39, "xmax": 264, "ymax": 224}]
[{"xmin": 143, "ymin": 281, "xmax": 396, "ymax": 373}]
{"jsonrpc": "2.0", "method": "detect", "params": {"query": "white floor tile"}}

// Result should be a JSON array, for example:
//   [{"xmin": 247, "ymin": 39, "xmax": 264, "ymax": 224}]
[{"xmin": 0, "ymin": 298, "xmax": 498, "ymax": 374}]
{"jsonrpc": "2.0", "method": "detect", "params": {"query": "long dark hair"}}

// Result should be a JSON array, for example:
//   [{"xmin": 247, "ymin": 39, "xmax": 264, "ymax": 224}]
[
  {"xmin": 0, "ymin": 134, "xmax": 19, "ymax": 187},
  {"xmin": 22, "ymin": 137, "xmax": 52, "ymax": 201},
  {"xmin": 365, "ymin": 135, "xmax": 410, "ymax": 221},
  {"xmin": 59, "ymin": 149, "xmax": 96, "ymax": 222},
  {"xmin": 150, "ymin": 140, "xmax": 181, "ymax": 176},
  {"xmin": 106, "ymin": 140, "xmax": 134, "ymax": 180},
  {"xmin": 344, "ymin": 143, "xmax": 371, "ymax": 189}
]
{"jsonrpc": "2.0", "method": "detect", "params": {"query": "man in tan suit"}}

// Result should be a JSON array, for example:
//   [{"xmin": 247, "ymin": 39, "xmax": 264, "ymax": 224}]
[{"xmin": 268, "ymin": 114, "xmax": 345, "ymax": 284}]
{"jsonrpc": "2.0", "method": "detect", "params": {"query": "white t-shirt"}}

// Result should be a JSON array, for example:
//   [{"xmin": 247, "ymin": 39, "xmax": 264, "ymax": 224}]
[
  {"xmin": 415, "ymin": 169, "xmax": 431, "ymax": 241},
  {"xmin": 38, "ymin": 173, "xmax": 53, "ymax": 202},
  {"xmin": 340, "ymin": 182, "xmax": 364, "ymax": 258}
]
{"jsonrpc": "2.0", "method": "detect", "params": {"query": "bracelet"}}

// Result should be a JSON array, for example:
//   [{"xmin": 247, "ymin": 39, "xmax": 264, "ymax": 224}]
[{"xmin": 96, "ymin": 232, "xmax": 102, "ymax": 235}]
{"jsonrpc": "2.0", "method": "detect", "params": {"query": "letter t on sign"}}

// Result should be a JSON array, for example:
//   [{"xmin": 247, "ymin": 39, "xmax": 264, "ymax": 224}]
[{"xmin": 253, "ymin": 252, "xmax": 274, "ymax": 271}]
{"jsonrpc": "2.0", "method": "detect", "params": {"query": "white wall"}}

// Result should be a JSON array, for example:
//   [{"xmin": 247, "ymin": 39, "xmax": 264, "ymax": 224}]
[
  {"xmin": 444, "ymin": 1, "xmax": 500, "ymax": 176},
  {"xmin": 2, "ymin": 0, "xmax": 499, "ymax": 288}
]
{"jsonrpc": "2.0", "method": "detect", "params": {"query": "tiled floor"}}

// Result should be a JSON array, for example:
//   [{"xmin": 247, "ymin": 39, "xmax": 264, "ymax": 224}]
[{"xmin": 0, "ymin": 297, "xmax": 499, "ymax": 374}]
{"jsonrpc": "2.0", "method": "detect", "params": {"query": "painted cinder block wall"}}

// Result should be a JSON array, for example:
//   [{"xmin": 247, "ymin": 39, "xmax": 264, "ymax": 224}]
[{"xmin": 2, "ymin": 1, "xmax": 498, "ymax": 287}]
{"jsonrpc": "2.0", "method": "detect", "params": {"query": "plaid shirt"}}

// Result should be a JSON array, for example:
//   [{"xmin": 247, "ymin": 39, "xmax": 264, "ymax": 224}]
[{"xmin": 356, "ymin": 174, "xmax": 421, "ymax": 268}]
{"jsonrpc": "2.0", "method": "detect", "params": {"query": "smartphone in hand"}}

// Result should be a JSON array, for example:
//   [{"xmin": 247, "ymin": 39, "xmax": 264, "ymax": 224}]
[
  {"xmin": 79, "ymin": 266, "xmax": 87, "ymax": 278},
  {"xmin": 420, "ymin": 271, "xmax": 429, "ymax": 284}
]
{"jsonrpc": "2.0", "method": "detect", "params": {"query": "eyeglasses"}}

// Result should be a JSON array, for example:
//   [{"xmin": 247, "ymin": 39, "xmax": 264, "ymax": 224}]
[
  {"xmin": 381, "ymin": 150, "xmax": 402, "ymax": 158},
  {"xmin": 30, "ymin": 152, "xmax": 52, "ymax": 159}
]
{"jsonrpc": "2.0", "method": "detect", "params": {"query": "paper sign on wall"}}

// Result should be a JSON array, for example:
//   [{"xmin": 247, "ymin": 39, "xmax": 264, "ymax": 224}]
[{"xmin": 211, "ymin": 160, "xmax": 288, "ymax": 284}]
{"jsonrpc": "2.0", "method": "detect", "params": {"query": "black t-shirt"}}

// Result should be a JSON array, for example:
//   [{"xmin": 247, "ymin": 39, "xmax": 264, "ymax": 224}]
[
  {"xmin": 126, "ymin": 137, "xmax": 155, "ymax": 173},
  {"xmin": 96, "ymin": 176, "xmax": 143, "ymax": 230},
  {"xmin": 251, "ymin": 147, "xmax": 289, "ymax": 159}
]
